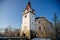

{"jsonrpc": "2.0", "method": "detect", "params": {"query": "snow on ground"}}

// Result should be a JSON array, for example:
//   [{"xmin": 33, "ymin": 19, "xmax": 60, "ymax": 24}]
[{"xmin": 32, "ymin": 38, "xmax": 51, "ymax": 40}]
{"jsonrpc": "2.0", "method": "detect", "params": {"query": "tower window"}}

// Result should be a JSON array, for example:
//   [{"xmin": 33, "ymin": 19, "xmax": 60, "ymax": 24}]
[
  {"xmin": 25, "ymin": 15, "xmax": 27, "ymax": 18},
  {"xmin": 39, "ymin": 21, "xmax": 40, "ymax": 23},
  {"xmin": 39, "ymin": 26, "xmax": 41, "ymax": 30},
  {"xmin": 44, "ymin": 27, "xmax": 45, "ymax": 29}
]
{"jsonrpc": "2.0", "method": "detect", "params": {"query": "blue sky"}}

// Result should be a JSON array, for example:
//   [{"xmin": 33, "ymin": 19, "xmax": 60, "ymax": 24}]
[{"xmin": 0, "ymin": 0, "xmax": 60, "ymax": 29}]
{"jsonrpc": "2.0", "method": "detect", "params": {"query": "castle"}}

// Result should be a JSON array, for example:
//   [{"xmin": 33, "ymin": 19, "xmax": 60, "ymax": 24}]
[{"xmin": 20, "ymin": 2, "xmax": 55, "ymax": 39}]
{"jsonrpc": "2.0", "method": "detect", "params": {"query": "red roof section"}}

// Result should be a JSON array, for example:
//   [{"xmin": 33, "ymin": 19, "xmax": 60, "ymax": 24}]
[{"xmin": 25, "ymin": 2, "xmax": 31, "ymax": 10}]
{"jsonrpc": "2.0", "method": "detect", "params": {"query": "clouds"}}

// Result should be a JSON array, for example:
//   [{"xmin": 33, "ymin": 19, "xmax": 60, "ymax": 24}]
[{"xmin": 0, "ymin": 24, "xmax": 8, "ymax": 29}]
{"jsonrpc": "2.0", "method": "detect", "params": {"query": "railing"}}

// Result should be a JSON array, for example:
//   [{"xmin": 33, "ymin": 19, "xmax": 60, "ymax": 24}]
[{"xmin": 0, "ymin": 37, "xmax": 28, "ymax": 40}]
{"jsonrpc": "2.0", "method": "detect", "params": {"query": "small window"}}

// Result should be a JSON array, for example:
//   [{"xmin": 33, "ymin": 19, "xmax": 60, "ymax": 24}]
[
  {"xmin": 39, "ymin": 26, "xmax": 41, "ymax": 30},
  {"xmin": 44, "ymin": 27, "xmax": 45, "ymax": 29},
  {"xmin": 32, "ymin": 22, "xmax": 33, "ymax": 24},
  {"xmin": 39, "ymin": 21, "xmax": 40, "ymax": 23},
  {"xmin": 25, "ymin": 15, "xmax": 27, "ymax": 18},
  {"xmin": 41, "ymin": 32, "xmax": 43, "ymax": 34}
]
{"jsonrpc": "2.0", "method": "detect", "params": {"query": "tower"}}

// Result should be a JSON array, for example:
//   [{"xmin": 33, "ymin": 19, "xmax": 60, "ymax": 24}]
[{"xmin": 20, "ymin": 2, "xmax": 35, "ymax": 38}]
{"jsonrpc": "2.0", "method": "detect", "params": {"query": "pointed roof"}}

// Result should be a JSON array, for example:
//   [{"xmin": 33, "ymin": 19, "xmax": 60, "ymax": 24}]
[
  {"xmin": 23, "ymin": 1, "xmax": 35, "ymax": 15},
  {"xmin": 25, "ymin": 1, "xmax": 31, "ymax": 10}
]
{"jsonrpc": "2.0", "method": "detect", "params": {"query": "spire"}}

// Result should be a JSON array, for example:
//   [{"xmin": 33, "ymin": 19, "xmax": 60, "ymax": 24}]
[
  {"xmin": 23, "ymin": 1, "xmax": 35, "ymax": 15},
  {"xmin": 25, "ymin": 1, "xmax": 31, "ymax": 10},
  {"xmin": 28, "ymin": 1, "xmax": 31, "ymax": 7}
]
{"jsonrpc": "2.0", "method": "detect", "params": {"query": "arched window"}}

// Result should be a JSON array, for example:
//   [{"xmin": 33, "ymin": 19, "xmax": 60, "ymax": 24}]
[{"xmin": 25, "ymin": 15, "xmax": 27, "ymax": 18}]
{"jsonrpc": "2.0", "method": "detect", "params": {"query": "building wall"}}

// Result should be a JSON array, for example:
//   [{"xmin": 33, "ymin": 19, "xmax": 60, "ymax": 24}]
[
  {"xmin": 20, "ymin": 9, "xmax": 35, "ymax": 38},
  {"xmin": 35, "ymin": 17, "xmax": 54, "ymax": 37},
  {"xmin": 30, "ymin": 12, "xmax": 35, "ymax": 31},
  {"xmin": 21, "ymin": 12, "xmax": 30, "ymax": 31},
  {"xmin": 20, "ymin": 12, "xmax": 31, "ymax": 38}
]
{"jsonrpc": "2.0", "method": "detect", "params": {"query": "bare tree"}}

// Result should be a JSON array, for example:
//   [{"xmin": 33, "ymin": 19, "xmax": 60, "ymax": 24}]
[{"xmin": 53, "ymin": 13, "xmax": 60, "ymax": 40}]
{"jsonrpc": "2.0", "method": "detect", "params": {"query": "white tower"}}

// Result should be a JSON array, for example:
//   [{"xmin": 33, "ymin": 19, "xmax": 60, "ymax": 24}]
[{"xmin": 20, "ymin": 2, "xmax": 35, "ymax": 38}]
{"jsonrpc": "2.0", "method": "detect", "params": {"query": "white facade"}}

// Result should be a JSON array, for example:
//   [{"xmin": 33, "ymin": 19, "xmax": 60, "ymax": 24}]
[
  {"xmin": 20, "ymin": 2, "xmax": 54, "ymax": 39},
  {"xmin": 21, "ymin": 11, "xmax": 35, "ymax": 31},
  {"xmin": 20, "ymin": 2, "xmax": 35, "ymax": 37}
]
